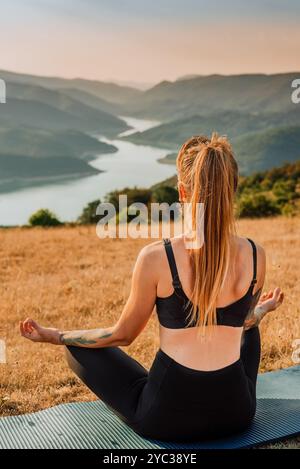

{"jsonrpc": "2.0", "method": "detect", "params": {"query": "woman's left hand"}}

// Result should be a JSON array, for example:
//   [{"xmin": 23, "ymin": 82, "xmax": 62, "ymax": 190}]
[
  {"xmin": 20, "ymin": 318, "xmax": 61, "ymax": 345},
  {"xmin": 257, "ymin": 287, "xmax": 284, "ymax": 313},
  {"xmin": 244, "ymin": 287, "xmax": 284, "ymax": 330}
]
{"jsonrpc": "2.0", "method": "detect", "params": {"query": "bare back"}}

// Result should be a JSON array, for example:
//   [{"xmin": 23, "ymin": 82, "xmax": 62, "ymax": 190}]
[{"xmin": 155, "ymin": 235, "xmax": 265, "ymax": 371}]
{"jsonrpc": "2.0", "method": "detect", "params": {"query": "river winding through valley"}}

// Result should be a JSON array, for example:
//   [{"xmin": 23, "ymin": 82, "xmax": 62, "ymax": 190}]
[{"xmin": 0, "ymin": 117, "xmax": 176, "ymax": 226}]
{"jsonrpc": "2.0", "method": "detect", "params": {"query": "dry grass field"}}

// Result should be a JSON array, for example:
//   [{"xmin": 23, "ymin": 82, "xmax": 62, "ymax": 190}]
[{"xmin": 0, "ymin": 217, "xmax": 299, "ymax": 447}]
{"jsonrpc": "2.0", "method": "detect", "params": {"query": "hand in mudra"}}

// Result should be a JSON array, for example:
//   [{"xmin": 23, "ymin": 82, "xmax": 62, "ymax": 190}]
[
  {"xmin": 257, "ymin": 287, "xmax": 284, "ymax": 312},
  {"xmin": 20, "ymin": 318, "xmax": 61, "ymax": 345},
  {"xmin": 244, "ymin": 287, "xmax": 284, "ymax": 330}
]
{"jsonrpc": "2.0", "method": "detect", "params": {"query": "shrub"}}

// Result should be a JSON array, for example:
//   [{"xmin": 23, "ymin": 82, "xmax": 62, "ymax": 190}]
[
  {"xmin": 105, "ymin": 187, "xmax": 152, "ymax": 212},
  {"xmin": 238, "ymin": 194, "xmax": 280, "ymax": 218},
  {"xmin": 29, "ymin": 209, "xmax": 61, "ymax": 227},
  {"xmin": 272, "ymin": 180, "xmax": 297, "ymax": 204},
  {"xmin": 281, "ymin": 202, "xmax": 296, "ymax": 217},
  {"xmin": 152, "ymin": 185, "xmax": 178, "ymax": 205}
]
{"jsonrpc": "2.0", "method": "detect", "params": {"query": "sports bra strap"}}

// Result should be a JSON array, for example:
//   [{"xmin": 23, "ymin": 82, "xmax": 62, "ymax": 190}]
[
  {"xmin": 247, "ymin": 238, "xmax": 257, "ymax": 287},
  {"xmin": 163, "ymin": 239, "xmax": 182, "ymax": 289}
]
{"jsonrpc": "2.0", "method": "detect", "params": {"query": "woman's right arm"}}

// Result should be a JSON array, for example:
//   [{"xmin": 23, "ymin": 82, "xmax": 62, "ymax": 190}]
[{"xmin": 20, "ymin": 243, "xmax": 159, "ymax": 347}]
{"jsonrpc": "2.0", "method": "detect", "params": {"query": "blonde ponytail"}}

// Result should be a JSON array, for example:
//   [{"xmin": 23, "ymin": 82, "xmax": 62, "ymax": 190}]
[{"xmin": 176, "ymin": 133, "xmax": 238, "ymax": 330}]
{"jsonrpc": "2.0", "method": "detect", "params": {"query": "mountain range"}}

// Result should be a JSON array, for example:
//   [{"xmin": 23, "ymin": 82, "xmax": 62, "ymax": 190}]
[
  {"xmin": 3, "ymin": 81, "xmax": 129, "ymax": 136},
  {"xmin": 123, "ymin": 109, "xmax": 300, "ymax": 149},
  {"xmin": 120, "ymin": 73, "xmax": 300, "ymax": 174},
  {"xmin": 0, "ymin": 69, "xmax": 299, "ymax": 185},
  {"xmin": 121, "ymin": 73, "xmax": 300, "ymax": 120},
  {"xmin": 0, "ymin": 69, "xmax": 137, "ymax": 189}
]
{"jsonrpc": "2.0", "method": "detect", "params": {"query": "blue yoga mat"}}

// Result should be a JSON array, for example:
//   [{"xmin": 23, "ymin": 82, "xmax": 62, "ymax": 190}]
[{"xmin": 0, "ymin": 365, "xmax": 299, "ymax": 449}]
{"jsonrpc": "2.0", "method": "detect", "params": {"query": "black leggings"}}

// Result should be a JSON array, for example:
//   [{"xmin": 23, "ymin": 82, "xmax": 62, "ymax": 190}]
[{"xmin": 65, "ymin": 327, "xmax": 261, "ymax": 441}]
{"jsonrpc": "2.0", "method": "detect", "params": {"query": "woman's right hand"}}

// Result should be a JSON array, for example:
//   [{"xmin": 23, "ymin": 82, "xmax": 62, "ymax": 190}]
[{"xmin": 20, "ymin": 318, "xmax": 61, "ymax": 345}]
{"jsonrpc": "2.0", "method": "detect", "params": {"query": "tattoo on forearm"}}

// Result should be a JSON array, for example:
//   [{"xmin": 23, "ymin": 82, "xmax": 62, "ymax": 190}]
[
  {"xmin": 254, "ymin": 305, "xmax": 268, "ymax": 322},
  {"xmin": 99, "ymin": 333, "xmax": 113, "ymax": 339},
  {"xmin": 60, "ymin": 330, "xmax": 113, "ymax": 346},
  {"xmin": 244, "ymin": 304, "xmax": 268, "ymax": 330},
  {"xmin": 61, "ymin": 336, "xmax": 97, "ymax": 346}
]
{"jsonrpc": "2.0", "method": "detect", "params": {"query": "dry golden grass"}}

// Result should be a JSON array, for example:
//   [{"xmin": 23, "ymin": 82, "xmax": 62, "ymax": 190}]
[{"xmin": 0, "ymin": 217, "xmax": 299, "ymax": 447}]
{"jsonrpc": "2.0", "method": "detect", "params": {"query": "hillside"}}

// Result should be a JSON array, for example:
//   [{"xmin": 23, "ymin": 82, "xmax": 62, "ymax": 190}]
[
  {"xmin": 4, "ymin": 81, "xmax": 129, "ymax": 136},
  {"xmin": 56, "ymin": 87, "xmax": 119, "ymax": 115},
  {"xmin": 0, "ymin": 69, "xmax": 142, "ymax": 105},
  {"xmin": 123, "ymin": 110, "xmax": 300, "ymax": 150},
  {"xmin": 0, "ymin": 97, "xmax": 83, "ymax": 132},
  {"xmin": 0, "ymin": 127, "xmax": 116, "ymax": 191},
  {"xmin": 122, "ymin": 73, "xmax": 300, "ymax": 120},
  {"xmin": 0, "ymin": 71, "xmax": 132, "ymax": 189},
  {"xmin": 131, "ymin": 122, "xmax": 300, "ymax": 175},
  {"xmin": 0, "ymin": 154, "xmax": 101, "ymax": 193},
  {"xmin": 4, "ymin": 70, "xmax": 299, "ymax": 121},
  {"xmin": 0, "ymin": 126, "xmax": 117, "ymax": 160},
  {"xmin": 234, "ymin": 127, "xmax": 300, "ymax": 172}
]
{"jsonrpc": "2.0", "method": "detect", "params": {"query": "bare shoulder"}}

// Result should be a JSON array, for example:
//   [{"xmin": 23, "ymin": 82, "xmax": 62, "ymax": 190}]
[
  {"xmin": 234, "ymin": 236, "xmax": 266, "ymax": 287},
  {"xmin": 234, "ymin": 236, "xmax": 265, "ymax": 257},
  {"xmin": 137, "ymin": 239, "xmax": 165, "ymax": 266},
  {"xmin": 133, "ymin": 240, "xmax": 165, "ymax": 285}
]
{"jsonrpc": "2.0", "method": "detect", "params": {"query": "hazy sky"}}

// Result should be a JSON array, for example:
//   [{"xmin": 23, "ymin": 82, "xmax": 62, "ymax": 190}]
[{"xmin": 1, "ymin": 0, "xmax": 300, "ymax": 84}]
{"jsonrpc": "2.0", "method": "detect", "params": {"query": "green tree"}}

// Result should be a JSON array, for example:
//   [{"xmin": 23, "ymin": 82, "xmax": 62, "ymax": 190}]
[
  {"xmin": 77, "ymin": 199, "xmax": 102, "ymax": 224},
  {"xmin": 29, "ymin": 209, "xmax": 61, "ymax": 227}
]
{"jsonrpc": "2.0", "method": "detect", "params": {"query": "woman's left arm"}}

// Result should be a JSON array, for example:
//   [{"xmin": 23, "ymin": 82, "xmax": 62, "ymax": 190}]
[
  {"xmin": 20, "ymin": 245, "xmax": 158, "ymax": 348},
  {"xmin": 244, "ymin": 287, "xmax": 284, "ymax": 330}
]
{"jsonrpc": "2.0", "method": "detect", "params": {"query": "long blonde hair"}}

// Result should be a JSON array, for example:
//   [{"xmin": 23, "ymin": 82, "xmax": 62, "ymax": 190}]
[{"xmin": 176, "ymin": 133, "xmax": 238, "ymax": 330}]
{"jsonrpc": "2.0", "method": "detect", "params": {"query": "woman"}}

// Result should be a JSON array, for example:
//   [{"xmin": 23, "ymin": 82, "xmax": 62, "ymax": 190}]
[{"xmin": 20, "ymin": 134, "xmax": 284, "ymax": 442}]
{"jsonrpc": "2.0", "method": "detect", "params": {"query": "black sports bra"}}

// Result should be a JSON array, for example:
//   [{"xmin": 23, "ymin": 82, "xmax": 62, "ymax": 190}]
[{"xmin": 156, "ymin": 238, "xmax": 261, "ymax": 328}]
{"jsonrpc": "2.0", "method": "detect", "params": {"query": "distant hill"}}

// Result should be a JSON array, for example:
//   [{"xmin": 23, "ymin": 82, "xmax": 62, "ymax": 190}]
[
  {"xmin": 0, "ymin": 154, "xmax": 101, "ymax": 193},
  {"xmin": 0, "ymin": 126, "xmax": 117, "ymax": 159},
  {"xmin": 0, "ymin": 126, "xmax": 116, "ymax": 191},
  {"xmin": 56, "ymin": 87, "xmax": 119, "ymax": 115},
  {"xmin": 0, "ymin": 69, "xmax": 142, "ymax": 105},
  {"xmin": 3, "ymin": 70, "xmax": 299, "ymax": 122},
  {"xmin": 0, "ymin": 97, "xmax": 82, "ymax": 132},
  {"xmin": 0, "ymin": 70, "xmax": 131, "ymax": 190},
  {"xmin": 122, "ymin": 73, "xmax": 300, "ymax": 120},
  {"xmin": 155, "ymin": 126, "xmax": 300, "ymax": 175},
  {"xmin": 234, "ymin": 126, "xmax": 300, "ymax": 173},
  {"xmin": 123, "ymin": 110, "xmax": 300, "ymax": 150},
  {"xmin": 4, "ymin": 82, "xmax": 129, "ymax": 136}
]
